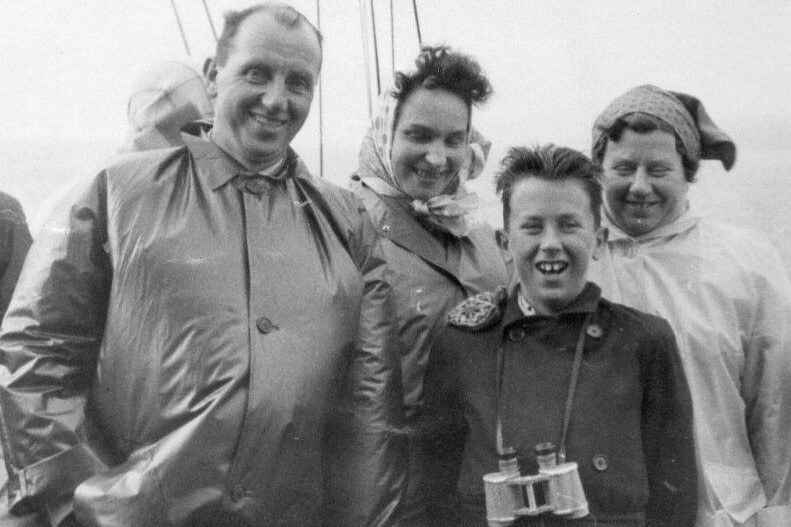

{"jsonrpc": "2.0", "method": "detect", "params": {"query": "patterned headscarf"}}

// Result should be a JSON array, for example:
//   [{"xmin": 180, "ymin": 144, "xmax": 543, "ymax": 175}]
[
  {"xmin": 357, "ymin": 90, "xmax": 490, "ymax": 237},
  {"xmin": 592, "ymin": 84, "xmax": 736, "ymax": 171}
]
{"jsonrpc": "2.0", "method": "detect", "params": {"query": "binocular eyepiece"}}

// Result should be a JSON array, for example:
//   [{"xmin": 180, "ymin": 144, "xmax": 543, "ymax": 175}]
[{"xmin": 484, "ymin": 443, "xmax": 588, "ymax": 527}]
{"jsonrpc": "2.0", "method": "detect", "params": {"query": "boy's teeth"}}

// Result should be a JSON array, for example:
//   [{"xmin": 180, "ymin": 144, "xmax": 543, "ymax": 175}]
[{"xmin": 537, "ymin": 262, "xmax": 568, "ymax": 273}]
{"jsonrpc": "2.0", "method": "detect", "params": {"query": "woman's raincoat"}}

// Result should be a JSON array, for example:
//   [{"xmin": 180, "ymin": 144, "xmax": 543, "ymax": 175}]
[{"xmin": 590, "ymin": 212, "xmax": 791, "ymax": 527}]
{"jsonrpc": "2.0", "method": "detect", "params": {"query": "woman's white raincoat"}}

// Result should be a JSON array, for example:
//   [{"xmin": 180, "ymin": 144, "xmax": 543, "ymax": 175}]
[{"xmin": 590, "ymin": 212, "xmax": 791, "ymax": 527}]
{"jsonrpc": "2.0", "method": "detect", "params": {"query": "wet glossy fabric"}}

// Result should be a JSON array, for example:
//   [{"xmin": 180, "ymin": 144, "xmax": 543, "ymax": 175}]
[
  {"xmin": 0, "ymin": 192, "xmax": 31, "ymax": 322},
  {"xmin": 350, "ymin": 178, "xmax": 509, "ymax": 527},
  {"xmin": 589, "ymin": 212, "xmax": 791, "ymax": 527},
  {"xmin": 0, "ymin": 192, "xmax": 37, "ymax": 525},
  {"xmin": 0, "ymin": 133, "xmax": 405, "ymax": 526},
  {"xmin": 350, "ymin": 179, "xmax": 509, "ymax": 418}
]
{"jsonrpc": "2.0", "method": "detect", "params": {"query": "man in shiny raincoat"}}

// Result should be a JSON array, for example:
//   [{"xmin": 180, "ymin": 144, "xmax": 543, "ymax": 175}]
[{"xmin": 0, "ymin": 3, "xmax": 405, "ymax": 526}]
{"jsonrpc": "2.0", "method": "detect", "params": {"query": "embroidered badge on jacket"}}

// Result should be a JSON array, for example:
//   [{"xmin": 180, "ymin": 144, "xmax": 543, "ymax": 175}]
[{"xmin": 447, "ymin": 286, "xmax": 508, "ymax": 331}]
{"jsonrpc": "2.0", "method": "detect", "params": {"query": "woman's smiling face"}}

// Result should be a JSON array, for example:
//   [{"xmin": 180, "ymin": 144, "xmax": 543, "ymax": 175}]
[
  {"xmin": 601, "ymin": 128, "xmax": 689, "ymax": 236},
  {"xmin": 390, "ymin": 87, "xmax": 469, "ymax": 201}
]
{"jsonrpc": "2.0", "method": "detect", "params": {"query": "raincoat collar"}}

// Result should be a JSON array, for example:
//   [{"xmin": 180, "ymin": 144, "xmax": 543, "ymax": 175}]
[
  {"xmin": 377, "ymin": 191, "xmax": 462, "ymax": 277},
  {"xmin": 181, "ymin": 123, "xmax": 305, "ymax": 191},
  {"xmin": 603, "ymin": 208, "xmax": 701, "ymax": 245},
  {"xmin": 501, "ymin": 282, "xmax": 601, "ymax": 331}
]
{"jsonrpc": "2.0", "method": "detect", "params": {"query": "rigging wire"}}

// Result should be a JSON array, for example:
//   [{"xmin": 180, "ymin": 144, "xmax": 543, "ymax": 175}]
[
  {"xmin": 170, "ymin": 0, "xmax": 191, "ymax": 55},
  {"xmin": 411, "ymin": 0, "xmax": 423, "ymax": 49},
  {"xmin": 201, "ymin": 0, "xmax": 218, "ymax": 43},
  {"xmin": 358, "ymin": 0, "xmax": 374, "ymax": 119},
  {"xmin": 369, "ymin": 0, "xmax": 382, "ymax": 95},
  {"xmin": 315, "ymin": 0, "xmax": 324, "ymax": 178},
  {"xmin": 390, "ymin": 0, "xmax": 395, "ymax": 75}
]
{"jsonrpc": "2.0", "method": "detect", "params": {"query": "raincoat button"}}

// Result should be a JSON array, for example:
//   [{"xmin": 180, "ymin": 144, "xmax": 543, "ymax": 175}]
[
  {"xmin": 508, "ymin": 327, "xmax": 525, "ymax": 342},
  {"xmin": 382, "ymin": 225, "xmax": 390, "ymax": 234},
  {"xmin": 586, "ymin": 324, "xmax": 603, "ymax": 338},
  {"xmin": 256, "ymin": 317, "xmax": 278, "ymax": 334},
  {"xmin": 231, "ymin": 483, "xmax": 246, "ymax": 501},
  {"xmin": 592, "ymin": 454, "xmax": 608, "ymax": 471}
]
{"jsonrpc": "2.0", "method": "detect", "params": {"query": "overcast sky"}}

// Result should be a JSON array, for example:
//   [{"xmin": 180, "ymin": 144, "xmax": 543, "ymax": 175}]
[{"xmin": 2, "ymin": 1, "xmax": 790, "ymax": 256}]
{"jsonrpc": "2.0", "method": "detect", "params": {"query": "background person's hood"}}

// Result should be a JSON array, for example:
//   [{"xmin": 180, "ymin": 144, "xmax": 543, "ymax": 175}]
[{"xmin": 122, "ymin": 59, "xmax": 214, "ymax": 152}]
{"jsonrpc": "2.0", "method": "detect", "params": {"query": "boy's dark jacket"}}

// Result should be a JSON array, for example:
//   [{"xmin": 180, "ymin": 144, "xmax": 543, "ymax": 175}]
[{"xmin": 421, "ymin": 282, "xmax": 697, "ymax": 527}]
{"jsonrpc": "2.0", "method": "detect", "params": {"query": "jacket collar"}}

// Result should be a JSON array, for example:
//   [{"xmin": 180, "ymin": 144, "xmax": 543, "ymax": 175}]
[
  {"xmin": 376, "ymin": 191, "xmax": 461, "ymax": 277},
  {"xmin": 181, "ymin": 123, "xmax": 306, "ymax": 191},
  {"xmin": 604, "ymin": 208, "xmax": 701, "ymax": 244},
  {"xmin": 501, "ymin": 282, "xmax": 601, "ymax": 330}
]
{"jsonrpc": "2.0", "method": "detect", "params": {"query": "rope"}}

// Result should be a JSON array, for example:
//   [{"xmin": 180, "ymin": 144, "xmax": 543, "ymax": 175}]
[
  {"xmin": 411, "ymin": 0, "xmax": 422, "ymax": 49},
  {"xmin": 315, "ymin": 0, "xmax": 324, "ymax": 178},
  {"xmin": 358, "ymin": 0, "xmax": 374, "ymax": 119},
  {"xmin": 169, "ymin": 0, "xmax": 191, "ymax": 55},
  {"xmin": 390, "ymin": 0, "xmax": 395, "ymax": 75},
  {"xmin": 369, "ymin": 0, "xmax": 382, "ymax": 95},
  {"xmin": 201, "ymin": 0, "xmax": 218, "ymax": 42}
]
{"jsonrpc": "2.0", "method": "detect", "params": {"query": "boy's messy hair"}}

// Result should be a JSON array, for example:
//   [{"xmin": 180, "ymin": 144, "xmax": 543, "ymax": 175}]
[{"xmin": 495, "ymin": 144, "xmax": 603, "ymax": 228}]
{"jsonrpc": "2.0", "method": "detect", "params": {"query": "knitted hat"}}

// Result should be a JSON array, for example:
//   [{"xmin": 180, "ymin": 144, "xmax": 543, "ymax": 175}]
[{"xmin": 592, "ymin": 84, "xmax": 736, "ymax": 170}]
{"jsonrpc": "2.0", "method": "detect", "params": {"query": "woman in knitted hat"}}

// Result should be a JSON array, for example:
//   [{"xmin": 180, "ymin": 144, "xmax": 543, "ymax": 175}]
[
  {"xmin": 589, "ymin": 84, "xmax": 791, "ymax": 527},
  {"xmin": 350, "ymin": 45, "xmax": 510, "ymax": 526}
]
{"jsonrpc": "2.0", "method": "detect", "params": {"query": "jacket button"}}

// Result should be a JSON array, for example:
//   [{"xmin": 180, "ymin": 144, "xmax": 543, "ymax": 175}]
[
  {"xmin": 256, "ymin": 317, "xmax": 278, "ymax": 334},
  {"xmin": 382, "ymin": 225, "xmax": 390, "ymax": 234},
  {"xmin": 586, "ymin": 324, "xmax": 603, "ymax": 338},
  {"xmin": 231, "ymin": 483, "xmax": 246, "ymax": 501},
  {"xmin": 508, "ymin": 327, "xmax": 525, "ymax": 342},
  {"xmin": 592, "ymin": 454, "xmax": 608, "ymax": 471}
]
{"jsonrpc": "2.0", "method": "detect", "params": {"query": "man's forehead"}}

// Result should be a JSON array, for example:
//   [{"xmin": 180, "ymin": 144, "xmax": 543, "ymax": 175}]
[{"xmin": 231, "ymin": 11, "xmax": 321, "ymax": 66}]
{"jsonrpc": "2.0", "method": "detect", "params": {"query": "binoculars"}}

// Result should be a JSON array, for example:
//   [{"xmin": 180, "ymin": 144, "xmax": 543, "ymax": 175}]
[{"xmin": 484, "ymin": 443, "xmax": 588, "ymax": 527}]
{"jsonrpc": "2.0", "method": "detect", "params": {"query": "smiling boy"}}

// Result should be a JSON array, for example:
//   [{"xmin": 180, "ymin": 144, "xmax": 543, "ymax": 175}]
[{"xmin": 421, "ymin": 144, "xmax": 697, "ymax": 527}]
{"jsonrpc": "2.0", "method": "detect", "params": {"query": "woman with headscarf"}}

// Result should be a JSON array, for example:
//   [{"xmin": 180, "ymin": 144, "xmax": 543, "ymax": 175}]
[
  {"xmin": 589, "ymin": 84, "xmax": 791, "ymax": 527},
  {"xmin": 351, "ymin": 46, "xmax": 510, "ymax": 525}
]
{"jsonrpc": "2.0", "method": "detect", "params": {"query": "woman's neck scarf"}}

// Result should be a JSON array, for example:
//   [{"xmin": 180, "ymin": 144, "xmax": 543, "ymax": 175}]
[
  {"xmin": 357, "ymin": 90, "xmax": 490, "ymax": 237},
  {"xmin": 592, "ymin": 84, "xmax": 736, "ymax": 171}
]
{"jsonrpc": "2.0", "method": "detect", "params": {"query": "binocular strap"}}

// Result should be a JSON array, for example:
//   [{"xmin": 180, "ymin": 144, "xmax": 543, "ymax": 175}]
[{"xmin": 495, "ymin": 311, "xmax": 595, "ymax": 463}]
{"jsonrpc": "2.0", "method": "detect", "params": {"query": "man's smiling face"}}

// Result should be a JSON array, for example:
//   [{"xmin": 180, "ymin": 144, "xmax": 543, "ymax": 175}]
[{"xmin": 208, "ymin": 11, "xmax": 321, "ymax": 171}]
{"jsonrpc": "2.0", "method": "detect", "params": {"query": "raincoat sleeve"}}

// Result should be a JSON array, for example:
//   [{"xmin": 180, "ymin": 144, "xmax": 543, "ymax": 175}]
[
  {"xmin": 0, "ymin": 173, "xmax": 111, "ymax": 525},
  {"xmin": 322, "ymin": 196, "xmax": 407, "ymax": 527},
  {"xmin": 742, "ymin": 246, "xmax": 791, "ymax": 523},
  {"xmin": 0, "ymin": 196, "xmax": 33, "ymax": 322},
  {"xmin": 640, "ymin": 318, "xmax": 697, "ymax": 527}
]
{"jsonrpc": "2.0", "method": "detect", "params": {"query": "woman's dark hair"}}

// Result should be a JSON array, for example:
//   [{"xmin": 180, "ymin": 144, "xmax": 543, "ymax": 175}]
[
  {"xmin": 496, "ymin": 144, "xmax": 603, "ymax": 228},
  {"xmin": 592, "ymin": 112, "xmax": 699, "ymax": 182},
  {"xmin": 391, "ymin": 45, "xmax": 492, "ymax": 127}
]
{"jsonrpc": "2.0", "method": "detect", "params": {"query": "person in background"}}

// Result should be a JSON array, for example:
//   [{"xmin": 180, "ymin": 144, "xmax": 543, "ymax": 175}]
[
  {"xmin": 0, "ymin": 192, "xmax": 31, "ymax": 322},
  {"xmin": 0, "ymin": 191, "xmax": 37, "ymax": 526},
  {"xmin": 0, "ymin": 3, "xmax": 404, "ymax": 526},
  {"xmin": 423, "ymin": 144, "xmax": 696, "ymax": 526},
  {"xmin": 590, "ymin": 84, "xmax": 791, "ymax": 526},
  {"xmin": 350, "ymin": 45, "xmax": 510, "ymax": 525},
  {"xmin": 120, "ymin": 58, "xmax": 214, "ymax": 152}
]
